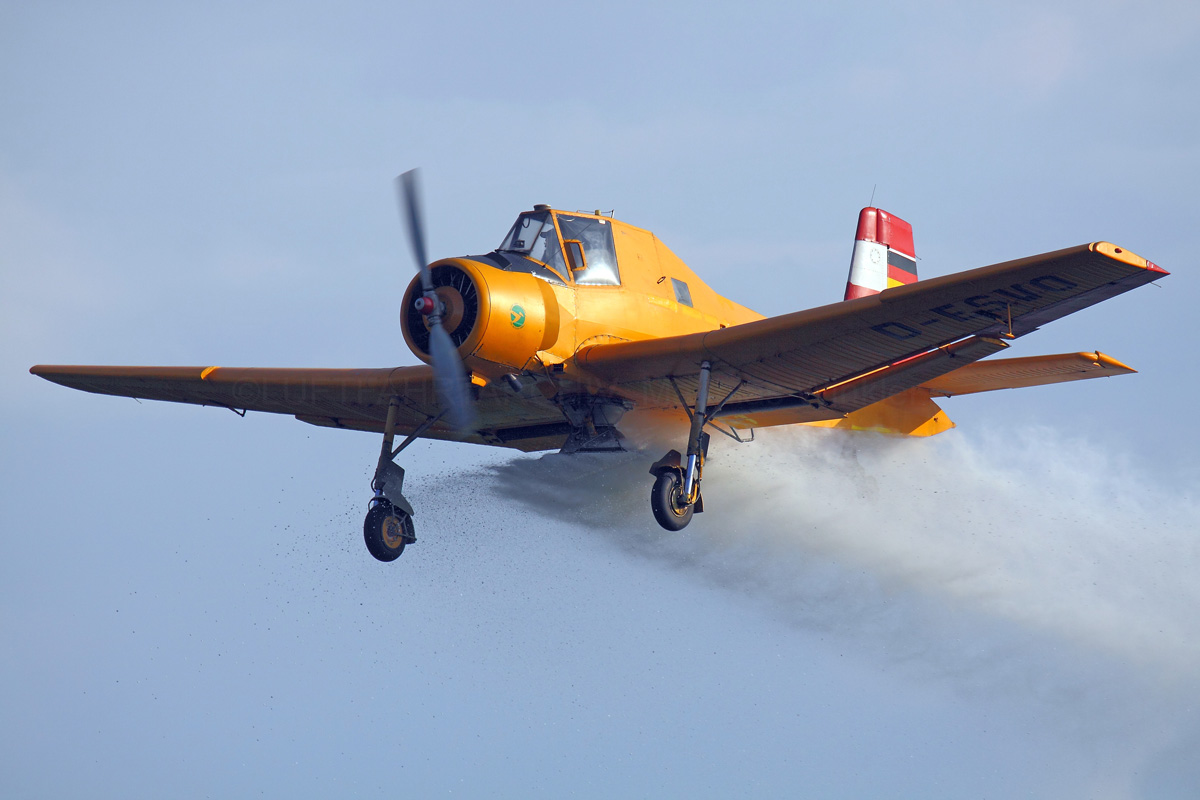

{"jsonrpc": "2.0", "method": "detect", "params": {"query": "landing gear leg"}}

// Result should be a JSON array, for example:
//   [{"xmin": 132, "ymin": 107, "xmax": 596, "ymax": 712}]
[
  {"xmin": 364, "ymin": 397, "xmax": 418, "ymax": 562},
  {"xmin": 649, "ymin": 361, "xmax": 712, "ymax": 531}
]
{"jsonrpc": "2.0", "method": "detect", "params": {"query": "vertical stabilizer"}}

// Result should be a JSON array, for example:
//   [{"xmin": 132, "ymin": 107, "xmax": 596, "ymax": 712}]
[{"xmin": 844, "ymin": 207, "xmax": 918, "ymax": 300}]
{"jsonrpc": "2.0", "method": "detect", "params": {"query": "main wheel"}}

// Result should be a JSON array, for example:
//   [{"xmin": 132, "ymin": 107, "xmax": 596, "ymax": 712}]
[
  {"xmin": 650, "ymin": 470, "xmax": 694, "ymax": 531},
  {"xmin": 363, "ymin": 500, "xmax": 415, "ymax": 562}
]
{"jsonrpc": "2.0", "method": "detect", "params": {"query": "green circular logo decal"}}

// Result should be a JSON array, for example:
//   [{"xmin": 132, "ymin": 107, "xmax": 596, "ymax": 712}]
[{"xmin": 510, "ymin": 304, "xmax": 526, "ymax": 328}]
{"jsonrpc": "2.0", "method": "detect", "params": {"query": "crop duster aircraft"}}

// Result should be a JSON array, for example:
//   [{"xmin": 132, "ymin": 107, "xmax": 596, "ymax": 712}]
[{"xmin": 32, "ymin": 171, "xmax": 1168, "ymax": 561}]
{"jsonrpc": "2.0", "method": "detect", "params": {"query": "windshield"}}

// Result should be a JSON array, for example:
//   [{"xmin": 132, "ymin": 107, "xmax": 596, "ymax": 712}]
[{"xmin": 497, "ymin": 211, "xmax": 566, "ymax": 275}]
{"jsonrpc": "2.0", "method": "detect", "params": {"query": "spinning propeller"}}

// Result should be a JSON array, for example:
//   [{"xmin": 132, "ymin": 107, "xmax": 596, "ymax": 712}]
[{"xmin": 396, "ymin": 169, "xmax": 475, "ymax": 431}]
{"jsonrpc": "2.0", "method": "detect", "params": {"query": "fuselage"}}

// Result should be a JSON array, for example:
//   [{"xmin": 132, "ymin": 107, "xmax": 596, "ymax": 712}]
[
  {"xmin": 401, "ymin": 207, "xmax": 761, "ymax": 381},
  {"xmin": 400, "ymin": 205, "xmax": 955, "ymax": 438}
]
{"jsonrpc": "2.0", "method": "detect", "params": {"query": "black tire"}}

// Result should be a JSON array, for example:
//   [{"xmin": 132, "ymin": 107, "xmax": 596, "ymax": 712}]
[
  {"xmin": 363, "ymin": 501, "xmax": 415, "ymax": 562},
  {"xmin": 650, "ymin": 470, "xmax": 694, "ymax": 531}
]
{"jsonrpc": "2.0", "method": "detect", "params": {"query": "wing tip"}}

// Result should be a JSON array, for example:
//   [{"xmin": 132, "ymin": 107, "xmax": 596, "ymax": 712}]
[
  {"xmin": 1091, "ymin": 242, "xmax": 1170, "ymax": 276},
  {"xmin": 1085, "ymin": 351, "xmax": 1137, "ymax": 374}
]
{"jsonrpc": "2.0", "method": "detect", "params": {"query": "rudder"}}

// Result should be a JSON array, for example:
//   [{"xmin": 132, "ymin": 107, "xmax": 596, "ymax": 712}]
[{"xmin": 844, "ymin": 207, "xmax": 918, "ymax": 300}]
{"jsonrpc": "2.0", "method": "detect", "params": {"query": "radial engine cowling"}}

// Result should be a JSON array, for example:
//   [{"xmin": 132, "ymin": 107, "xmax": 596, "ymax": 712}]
[{"xmin": 401, "ymin": 258, "xmax": 561, "ymax": 379}]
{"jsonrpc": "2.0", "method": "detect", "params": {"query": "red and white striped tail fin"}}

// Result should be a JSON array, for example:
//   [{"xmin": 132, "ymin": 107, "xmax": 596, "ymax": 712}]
[{"xmin": 844, "ymin": 207, "xmax": 918, "ymax": 301}]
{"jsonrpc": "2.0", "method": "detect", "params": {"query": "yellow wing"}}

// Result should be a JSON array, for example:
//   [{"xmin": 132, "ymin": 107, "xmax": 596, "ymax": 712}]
[
  {"xmin": 570, "ymin": 242, "xmax": 1164, "ymax": 429},
  {"xmin": 29, "ymin": 364, "xmax": 570, "ymax": 452}
]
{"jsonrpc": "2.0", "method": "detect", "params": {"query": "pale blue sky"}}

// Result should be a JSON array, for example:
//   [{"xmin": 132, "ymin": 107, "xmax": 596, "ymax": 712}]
[{"xmin": 3, "ymin": 2, "xmax": 1198, "ymax": 797}]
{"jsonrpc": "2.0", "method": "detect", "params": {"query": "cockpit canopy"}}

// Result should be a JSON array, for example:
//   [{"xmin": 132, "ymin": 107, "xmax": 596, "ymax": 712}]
[{"xmin": 497, "ymin": 210, "xmax": 620, "ymax": 286}]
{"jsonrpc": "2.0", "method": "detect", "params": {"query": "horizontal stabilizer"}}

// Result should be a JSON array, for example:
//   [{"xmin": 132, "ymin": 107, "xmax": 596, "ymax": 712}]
[{"xmin": 919, "ymin": 351, "xmax": 1135, "ymax": 397}]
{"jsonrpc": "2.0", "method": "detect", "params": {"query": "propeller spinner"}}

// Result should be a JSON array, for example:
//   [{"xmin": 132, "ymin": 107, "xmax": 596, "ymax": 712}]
[{"xmin": 396, "ymin": 169, "xmax": 475, "ymax": 431}]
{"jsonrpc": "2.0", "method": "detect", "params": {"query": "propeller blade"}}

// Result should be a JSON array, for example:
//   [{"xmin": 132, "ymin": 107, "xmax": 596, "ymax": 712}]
[
  {"xmin": 395, "ymin": 168, "xmax": 475, "ymax": 432},
  {"xmin": 428, "ymin": 323, "xmax": 475, "ymax": 431},
  {"xmin": 396, "ymin": 169, "xmax": 432, "ymax": 292}
]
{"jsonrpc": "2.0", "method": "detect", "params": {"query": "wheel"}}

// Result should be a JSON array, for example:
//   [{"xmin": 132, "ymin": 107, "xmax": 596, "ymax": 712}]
[
  {"xmin": 650, "ymin": 470, "xmax": 694, "ymax": 531},
  {"xmin": 363, "ymin": 500, "xmax": 415, "ymax": 562}
]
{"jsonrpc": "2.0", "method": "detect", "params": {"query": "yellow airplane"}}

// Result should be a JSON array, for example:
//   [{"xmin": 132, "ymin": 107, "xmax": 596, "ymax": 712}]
[{"xmin": 32, "ymin": 171, "xmax": 1168, "ymax": 561}]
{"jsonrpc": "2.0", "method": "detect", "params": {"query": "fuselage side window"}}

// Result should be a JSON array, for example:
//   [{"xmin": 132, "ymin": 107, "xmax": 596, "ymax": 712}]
[
  {"xmin": 556, "ymin": 214, "xmax": 620, "ymax": 286},
  {"xmin": 672, "ymin": 278, "xmax": 693, "ymax": 307}
]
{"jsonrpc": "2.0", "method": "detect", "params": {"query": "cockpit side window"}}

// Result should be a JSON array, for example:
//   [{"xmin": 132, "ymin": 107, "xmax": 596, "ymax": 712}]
[
  {"xmin": 555, "ymin": 215, "xmax": 620, "ymax": 286},
  {"xmin": 497, "ymin": 211, "xmax": 567, "ymax": 279}
]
